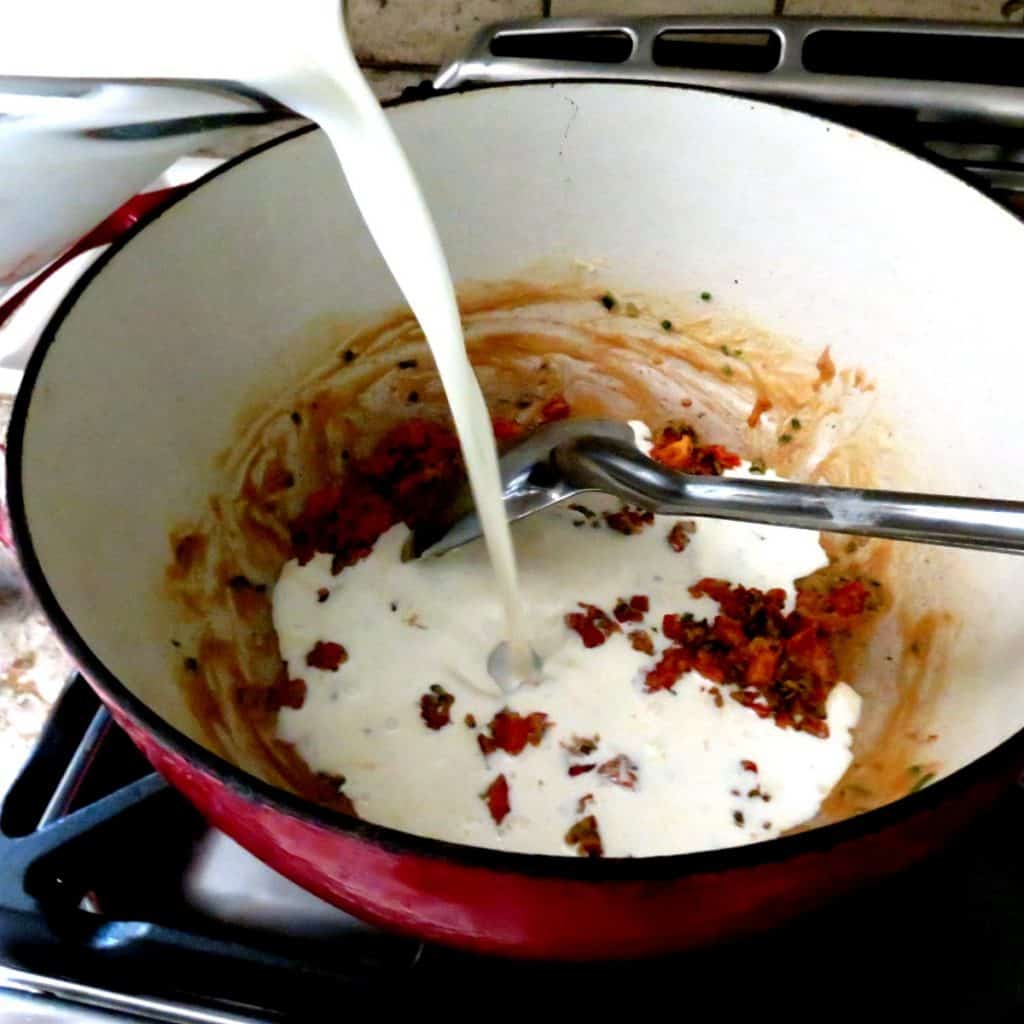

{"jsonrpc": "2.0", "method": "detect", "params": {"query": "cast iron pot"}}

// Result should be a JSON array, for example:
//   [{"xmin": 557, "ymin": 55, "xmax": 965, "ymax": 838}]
[{"xmin": 9, "ymin": 82, "xmax": 1024, "ymax": 958}]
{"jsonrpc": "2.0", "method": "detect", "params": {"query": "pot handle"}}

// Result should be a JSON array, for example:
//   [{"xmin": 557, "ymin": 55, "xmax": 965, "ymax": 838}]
[{"xmin": 0, "ymin": 186, "xmax": 184, "ymax": 333}]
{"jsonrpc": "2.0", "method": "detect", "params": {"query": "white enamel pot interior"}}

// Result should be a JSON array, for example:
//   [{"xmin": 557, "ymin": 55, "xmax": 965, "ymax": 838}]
[{"xmin": 10, "ymin": 82, "xmax": 1024, "ymax": 862}]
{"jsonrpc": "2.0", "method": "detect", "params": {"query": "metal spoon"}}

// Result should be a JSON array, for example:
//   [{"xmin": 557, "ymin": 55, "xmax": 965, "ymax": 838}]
[{"xmin": 407, "ymin": 418, "xmax": 1024, "ymax": 559}]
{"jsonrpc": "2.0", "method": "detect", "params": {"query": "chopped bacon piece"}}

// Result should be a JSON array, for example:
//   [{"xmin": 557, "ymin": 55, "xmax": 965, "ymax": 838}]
[
  {"xmin": 306, "ymin": 641, "xmax": 348, "ymax": 672},
  {"xmin": 647, "ymin": 575, "xmax": 872, "ymax": 737},
  {"xmin": 795, "ymin": 580, "xmax": 869, "ymax": 632},
  {"xmin": 565, "ymin": 603, "xmax": 620, "ymax": 649},
  {"xmin": 265, "ymin": 677, "xmax": 307, "ymax": 711},
  {"xmin": 290, "ymin": 420, "xmax": 464, "ymax": 568},
  {"xmin": 712, "ymin": 615, "xmax": 747, "ymax": 648},
  {"xmin": 629, "ymin": 629, "xmax": 655, "ymax": 656},
  {"xmin": 482, "ymin": 774, "xmax": 510, "ymax": 825},
  {"xmin": 491, "ymin": 416, "xmax": 524, "ymax": 443},
  {"xmin": 694, "ymin": 647, "xmax": 728, "ymax": 683},
  {"xmin": 650, "ymin": 424, "xmax": 741, "ymax": 475},
  {"xmin": 355, "ymin": 419, "xmax": 463, "ymax": 525},
  {"xmin": 613, "ymin": 594, "xmax": 649, "ymax": 623},
  {"xmin": 577, "ymin": 793, "xmax": 595, "ymax": 813},
  {"xmin": 743, "ymin": 636, "xmax": 782, "ymax": 687},
  {"xmin": 662, "ymin": 613, "xmax": 710, "ymax": 646},
  {"xmin": 478, "ymin": 709, "xmax": 551, "ymax": 756},
  {"xmin": 565, "ymin": 815, "xmax": 604, "ymax": 858},
  {"xmin": 420, "ymin": 684, "xmax": 455, "ymax": 730},
  {"xmin": 667, "ymin": 521, "xmax": 694, "ymax": 552},
  {"xmin": 741, "ymin": 759, "xmax": 759, "ymax": 773},
  {"xmin": 732, "ymin": 690, "xmax": 774, "ymax": 719},
  {"xmin": 540, "ymin": 395, "xmax": 571, "ymax": 422},
  {"xmin": 568, "ymin": 764, "xmax": 596, "ymax": 777},
  {"xmin": 689, "ymin": 578, "xmax": 787, "ymax": 623},
  {"xmin": 651, "ymin": 434, "xmax": 694, "ymax": 469},
  {"xmin": 603, "ymin": 506, "xmax": 654, "ymax": 535},
  {"xmin": 613, "ymin": 600, "xmax": 637, "ymax": 624},
  {"xmin": 598, "ymin": 755, "xmax": 638, "ymax": 789},
  {"xmin": 291, "ymin": 481, "xmax": 395, "ymax": 570},
  {"xmin": 645, "ymin": 645, "xmax": 694, "ymax": 693},
  {"xmin": 785, "ymin": 626, "xmax": 839, "ymax": 686}
]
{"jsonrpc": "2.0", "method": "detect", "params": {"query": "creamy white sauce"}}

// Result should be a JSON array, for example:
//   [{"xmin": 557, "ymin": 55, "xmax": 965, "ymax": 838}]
[{"xmin": 274, "ymin": 462, "xmax": 862, "ymax": 857}]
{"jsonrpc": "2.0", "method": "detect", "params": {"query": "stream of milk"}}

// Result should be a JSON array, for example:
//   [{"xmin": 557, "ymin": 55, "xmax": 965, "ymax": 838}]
[{"xmin": 3, "ymin": 0, "xmax": 533, "ymax": 686}]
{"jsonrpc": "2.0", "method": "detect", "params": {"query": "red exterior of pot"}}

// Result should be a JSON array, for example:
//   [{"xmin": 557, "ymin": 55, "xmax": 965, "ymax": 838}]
[{"xmin": 99, "ymin": 685, "xmax": 1017, "ymax": 960}]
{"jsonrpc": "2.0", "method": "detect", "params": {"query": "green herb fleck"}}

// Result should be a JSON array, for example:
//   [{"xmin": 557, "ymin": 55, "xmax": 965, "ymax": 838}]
[
  {"xmin": 749, "ymin": 459, "xmax": 767, "ymax": 474},
  {"xmin": 599, "ymin": 292, "xmax": 617, "ymax": 311},
  {"xmin": 184, "ymin": 657, "xmax": 199, "ymax": 672},
  {"xmin": 722, "ymin": 364, "xmax": 734, "ymax": 377},
  {"xmin": 624, "ymin": 301, "xmax": 640, "ymax": 318},
  {"xmin": 661, "ymin": 319, "xmax": 673, "ymax": 331},
  {"xmin": 779, "ymin": 433, "xmax": 793, "ymax": 444},
  {"xmin": 791, "ymin": 417, "xmax": 802, "ymax": 430},
  {"xmin": 700, "ymin": 291, "xmax": 712, "ymax": 302}
]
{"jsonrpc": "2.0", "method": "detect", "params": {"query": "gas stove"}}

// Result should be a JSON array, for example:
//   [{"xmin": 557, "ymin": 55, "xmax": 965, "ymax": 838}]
[
  {"xmin": 3, "ymin": 16, "xmax": 1024, "ymax": 1022},
  {"xmin": 2, "ymin": 675, "xmax": 1024, "ymax": 1021}
]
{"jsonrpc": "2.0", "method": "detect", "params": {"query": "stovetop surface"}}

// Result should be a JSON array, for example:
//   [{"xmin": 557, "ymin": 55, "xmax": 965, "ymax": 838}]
[{"xmin": 1, "ymin": 675, "xmax": 1023, "ymax": 1022}]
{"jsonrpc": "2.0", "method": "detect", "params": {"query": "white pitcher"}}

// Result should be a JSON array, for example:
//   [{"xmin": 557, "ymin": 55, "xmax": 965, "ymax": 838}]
[
  {"xmin": 0, "ymin": 78, "xmax": 297, "ymax": 294},
  {"xmin": 0, "ymin": 0, "xmax": 353, "ymax": 296}
]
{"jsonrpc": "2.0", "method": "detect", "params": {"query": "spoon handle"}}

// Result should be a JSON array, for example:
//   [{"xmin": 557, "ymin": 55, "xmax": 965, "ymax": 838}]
[{"xmin": 560, "ymin": 437, "xmax": 1024, "ymax": 555}]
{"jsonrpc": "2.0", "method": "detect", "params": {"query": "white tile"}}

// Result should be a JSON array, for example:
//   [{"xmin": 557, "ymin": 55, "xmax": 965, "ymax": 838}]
[
  {"xmin": 551, "ymin": 1, "xmax": 777, "ymax": 15},
  {"xmin": 348, "ymin": 0, "xmax": 545, "ymax": 67},
  {"xmin": 784, "ymin": 0, "xmax": 1012, "ymax": 20}
]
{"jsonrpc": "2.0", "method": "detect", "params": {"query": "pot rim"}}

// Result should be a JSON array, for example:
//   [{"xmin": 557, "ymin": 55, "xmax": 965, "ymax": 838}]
[{"xmin": 8, "ymin": 79, "xmax": 1024, "ymax": 881}]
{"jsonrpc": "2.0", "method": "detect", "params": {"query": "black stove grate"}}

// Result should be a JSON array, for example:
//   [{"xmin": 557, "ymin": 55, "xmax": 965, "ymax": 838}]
[{"xmin": 2, "ymin": 675, "xmax": 1024, "ymax": 1021}]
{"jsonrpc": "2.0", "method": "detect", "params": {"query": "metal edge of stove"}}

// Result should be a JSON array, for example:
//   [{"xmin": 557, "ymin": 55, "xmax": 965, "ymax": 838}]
[
  {"xmin": 436, "ymin": 16, "xmax": 1024, "ymax": 121},
  {"xmin": 435, "ymin": 16, "xmax": 1024, "ymax": 200},
  {"xmin": 0, "ymin": 971, "xmax": 270, "ymax": 1024}
]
